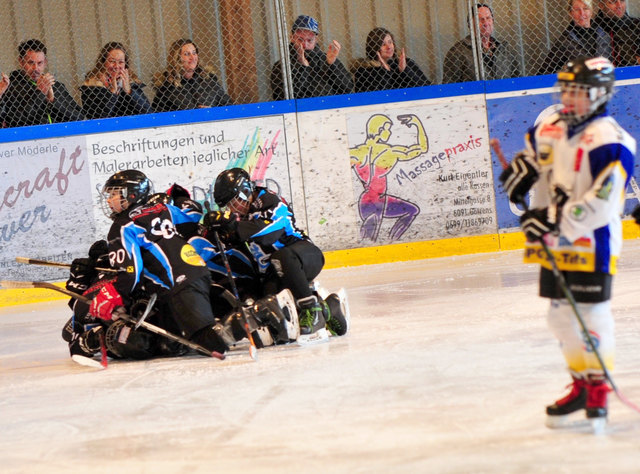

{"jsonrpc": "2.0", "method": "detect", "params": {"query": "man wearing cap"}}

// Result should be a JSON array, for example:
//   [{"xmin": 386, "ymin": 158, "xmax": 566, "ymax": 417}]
[{"xmin": 271, "ymin": 14, "xmax": 353, "ymax": 100}]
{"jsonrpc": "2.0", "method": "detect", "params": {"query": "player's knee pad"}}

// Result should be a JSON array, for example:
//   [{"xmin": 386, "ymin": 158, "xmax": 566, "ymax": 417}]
[{"xmin": 547, "ymin": 299, "xmax": 614, "ymax": 375}]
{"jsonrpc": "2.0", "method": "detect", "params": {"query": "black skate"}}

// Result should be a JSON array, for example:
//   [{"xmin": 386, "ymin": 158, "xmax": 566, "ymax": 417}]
[
  {"xmin": 297, "ymin": 295, "xmax": 329, "ymax": 345},
  {"xmin": 324, "ymin": 293, "xmax": 348, "ymax": 336},
  {"xmin": 545, "ymin": 376, "xmax": 586, "ymax": 428}
]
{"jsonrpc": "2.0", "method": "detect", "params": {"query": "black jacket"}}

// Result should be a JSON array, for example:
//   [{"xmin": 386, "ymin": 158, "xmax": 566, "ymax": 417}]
[
  {"xmin": 152, "ymin": 72, "xmax": 232, "ymax": 112},
  {"xmin": 353, "ymin": 57, "xmax": 431, "ymax": 93},
  {"xmin": 1, "ymin": 69, "xmax": 84, "ymax": 127},
  {"xmin": 80, "ymin": 78, "xmax": 153, "ymax": 119},
  {"xmin": 271, "ymin": 44, "xmax": 354, "ymax": 100},
  {"xmin": 592, "ymin": 11, "xmax": 640, "ymax": 67},
  {"xmin": 538, "ymin": 22, "xmax": 612, "ymax": 75}
]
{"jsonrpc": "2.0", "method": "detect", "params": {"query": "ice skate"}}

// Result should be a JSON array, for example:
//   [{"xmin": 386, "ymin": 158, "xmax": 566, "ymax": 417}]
[
  {"xmin": 545, "ymin": 376, "xmax": 586, "ymax": 428},
  {"xmin": 297, "ymin": 295, "xmax": 329, "ymax": 345},
  {"xmin": 586, "ymin": 377, "xmax": 610, "ymax": 435},
  {"xmin": 324, "ymin": 293, "xmax": 348, "ymax": 336}
]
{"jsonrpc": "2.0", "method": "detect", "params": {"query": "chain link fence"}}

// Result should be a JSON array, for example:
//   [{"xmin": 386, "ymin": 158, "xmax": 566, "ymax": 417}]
[{"xmin": 0, "ymin": 0, "xmax": 637, "ymax": 128}]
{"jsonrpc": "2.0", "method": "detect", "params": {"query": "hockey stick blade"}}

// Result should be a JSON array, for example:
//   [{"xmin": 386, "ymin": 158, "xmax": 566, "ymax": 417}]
[
  {"xmin": 71, "ymin": 354, "xmax": 107, "ymax": 369},
  {"xmin": 15, "ymin": 257, "xmax": 115, "ymax": 273}
]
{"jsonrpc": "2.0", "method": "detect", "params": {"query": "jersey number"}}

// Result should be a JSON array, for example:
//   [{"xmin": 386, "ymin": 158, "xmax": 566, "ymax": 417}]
[{"xmin": 151, "ymin": 217, "xmax": 176, "ymax": 239}]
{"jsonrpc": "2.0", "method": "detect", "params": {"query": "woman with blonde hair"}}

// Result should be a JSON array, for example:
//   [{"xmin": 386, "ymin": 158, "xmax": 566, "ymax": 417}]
[
  {"xmin": 81, "ymin": 42, "xmax": 152, "ymax": 119},
  {"xmin": 153, "ymin": 39, "xmax": 232, "ymax": 112}
]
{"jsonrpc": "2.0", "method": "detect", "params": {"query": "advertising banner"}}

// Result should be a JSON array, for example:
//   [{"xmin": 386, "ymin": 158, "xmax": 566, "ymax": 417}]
[
  {"xmin": 346, "ymin": 96, "xmax": 497, "ymax": 245},
  {"xmin": 0, "ymin": 136, "xmax": 93, "ymax": 280}
]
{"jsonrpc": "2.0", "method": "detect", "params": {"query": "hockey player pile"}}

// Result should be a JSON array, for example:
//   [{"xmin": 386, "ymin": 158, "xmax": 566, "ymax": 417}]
[
  {"xmin": 56, "ymin": 167, "xmax": 349, "ymax": 368},
  {"xmin": 498, "ymin": 56, "xmax": 638, "ymax": 434}
]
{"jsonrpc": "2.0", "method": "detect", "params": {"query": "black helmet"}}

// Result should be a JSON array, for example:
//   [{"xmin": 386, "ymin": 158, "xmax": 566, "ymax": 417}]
[
  {"xmin": 101, "ymin": 169, "xmax": 152, "ymax": 219},
  {"xmin": 146, "ymin": 192, "xmax": 171, "ymax": 206},
  {"xmin": 556, "ymin": 56, "xmax": 615, "ymax": 126},
  {"xmin": 213, "ymin": 168, "xmax": 254, "ymax": 208}
]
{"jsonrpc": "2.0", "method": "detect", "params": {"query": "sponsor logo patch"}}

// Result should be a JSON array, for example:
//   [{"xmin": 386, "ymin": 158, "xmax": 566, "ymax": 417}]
[{"xmin": 181, "ymin": 244, "xmax": 206, "ymax": 266}]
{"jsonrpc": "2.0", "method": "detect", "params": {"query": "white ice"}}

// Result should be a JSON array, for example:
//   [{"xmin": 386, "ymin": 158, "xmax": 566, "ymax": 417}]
[{"xmin": 3, "ymin": 241, "xmax": 640, "ymax": 473}]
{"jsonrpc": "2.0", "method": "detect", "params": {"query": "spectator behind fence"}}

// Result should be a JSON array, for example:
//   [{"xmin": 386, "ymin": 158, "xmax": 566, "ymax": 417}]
[
  {"xmin": 270, "ymin": 14, "xmax": 353, "ymax": 100},
  {"xmin": 1, "ymin": 39, "xmax": 83, "ymax": 127},
  {"xmin": 443, "ymin": 3, "xmax": 520, "ymax": 83},
  {"xmin": 80, "ymin": 42, "xmax": 152, "ymax": 119},
  {"xmin": 152, "ymin": 39, "xmax": 232, "ymax": 112},
  {"xmin": 352, "ymin": 27, "xmax": 431, "ymax": 93},
  {"xmin": 592, "ymin": 0, "xmax": 640, "ymax": 66},
  {"xmin": 538, "ymin": 0, "xmax": 612, "ymax": 76}
]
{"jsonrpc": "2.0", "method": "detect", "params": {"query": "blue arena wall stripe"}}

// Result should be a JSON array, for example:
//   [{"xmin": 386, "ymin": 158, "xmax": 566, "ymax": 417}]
[{"xmin": 293, "ymin": 81, "xmax": 486, "ymax": 112}]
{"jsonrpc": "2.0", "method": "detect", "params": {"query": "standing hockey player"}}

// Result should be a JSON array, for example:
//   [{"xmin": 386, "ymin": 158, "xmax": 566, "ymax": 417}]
[
  {"xmin": 90, "ymin": 169, "xmax": 247, "ymax": 356},
  {"xmin": 205, "ymin": 168, "xmax": 348, "ymax": 342},
  {"xmin": 499, "ymin": 57, "xmax": 636, "ymax": 432}
]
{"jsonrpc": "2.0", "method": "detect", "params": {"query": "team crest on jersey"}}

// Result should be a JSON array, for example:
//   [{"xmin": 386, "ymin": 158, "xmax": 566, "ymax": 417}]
[
  {"xmin": 180, "ymin": 244, "xmax": 206, "ymax": 266},
  {"xmin": 537, "ymin": 144, "xmax": 553, "ymax": 166},
  {"xmin": 580, "ymin": 133, "xmax": 594, "ymax": 145},
  {"xmin": 596, "ymin": 176, "xmax": 613, "ymax": 200},
  {"xmin": 570, "ymin": 204, "xmax": 587, "ymax": 221}
]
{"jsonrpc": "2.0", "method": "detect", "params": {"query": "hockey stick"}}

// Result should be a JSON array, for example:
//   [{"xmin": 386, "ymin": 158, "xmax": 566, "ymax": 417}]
[
  {"xmin": 0, "ymin": 279, "xmax": 225, "ymax": 360},
  {"xmin": 211, "ymin": 230, "xmax": 258, "ymax": 360},
  {"xmin": 15, "ymin": 257, "xmax": 115, "ymax": 273},
  {"xmin": 491, "ymin": 138, "xmax": 640, "ymax": 415},
  {"xmin": 134, "ymin": 293, "xmax": 157, "ymax": 329}
]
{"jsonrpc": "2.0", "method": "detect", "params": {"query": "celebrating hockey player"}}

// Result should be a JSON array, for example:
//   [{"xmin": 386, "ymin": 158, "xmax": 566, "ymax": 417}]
[
  {"xmin": 204, "ymin": 168, "xmax": 348, "ymax": 342},
  {"xmin": 500, "ymin": 57, "xmax": 636, "ymax": 432},
  {"xmin": 88, "ymin": 169, "xmax": 258, "ymax": 357}
]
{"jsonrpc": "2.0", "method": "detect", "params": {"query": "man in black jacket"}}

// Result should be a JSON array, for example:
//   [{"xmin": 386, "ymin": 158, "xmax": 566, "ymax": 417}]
[
  {"xmin": 592, "ymin": 0, "xmax": 640, "ymax": 67},
  {"xmin": 271, "ymin": 15, "xmax": 353, "ymax": 100},
  {"xmin": 1, "ymin": 39, "xmax": 83, "ymax": 128}
]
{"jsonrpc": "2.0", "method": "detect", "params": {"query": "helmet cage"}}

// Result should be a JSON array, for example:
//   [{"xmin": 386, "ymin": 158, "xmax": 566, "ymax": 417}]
[
  {"xmin": 100, "ymin": 172, "xmax": 153, "ymax": 219},
  {"xmin": 555, "ymin": 81, "xmax": 613, "ymax": 126}
]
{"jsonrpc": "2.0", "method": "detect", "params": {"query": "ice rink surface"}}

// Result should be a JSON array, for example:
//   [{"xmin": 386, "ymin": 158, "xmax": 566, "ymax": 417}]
[{"xmin": 3, "ymin": 241, "xmax": 640, "ymax": 474}]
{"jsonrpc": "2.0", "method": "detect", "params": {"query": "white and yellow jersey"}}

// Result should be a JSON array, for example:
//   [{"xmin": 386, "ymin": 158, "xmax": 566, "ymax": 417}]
[{"xmin": 523, "ymin": 111, "xmax": 636, "ymax": 274}]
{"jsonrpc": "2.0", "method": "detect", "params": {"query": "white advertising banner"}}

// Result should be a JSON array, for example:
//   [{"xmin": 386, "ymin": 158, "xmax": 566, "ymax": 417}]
[
  {"xmin": 0, "ymin": 137, "xmax": 94, "ymax": 280},
  {"xmin": 85, "ymin": 115, "xmax": 289, "ymax": 236},
  {"xmin": 345, "ymin": 95, "xmax": 497, "ymax": 245}
]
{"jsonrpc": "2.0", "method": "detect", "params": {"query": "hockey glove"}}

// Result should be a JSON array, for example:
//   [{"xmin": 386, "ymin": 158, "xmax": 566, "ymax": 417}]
[
  {"xmin": 632, "ymin": 204, "xmax": 640, "ymax": 225},
  {"xmin": 203, "ymin": 210, "xmax": 239, "ymax": 233},
  {"xmin": 88, "ymin": 239, "xmax": 109, "ymax": 261},
  {"xmin": 89, "ymin": 282, "xmax": 124, "ymax": 321},
  {"xmin": 65, "ymin": 258, "xmax": 94, "ymax": 294},
  {"xmin": 499, "ymin": 151, "xmax": 539, "ymax": 204},
  {"xmin": 520, "ymin": 208, "xmax": 555, "ymax": 242}
]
